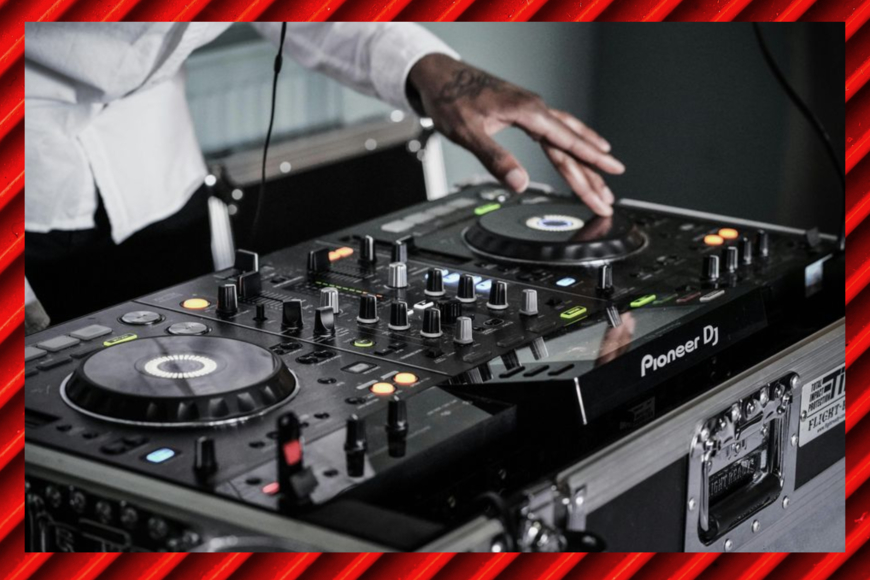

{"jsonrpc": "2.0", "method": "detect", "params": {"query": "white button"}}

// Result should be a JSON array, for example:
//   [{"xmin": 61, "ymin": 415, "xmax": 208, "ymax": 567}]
[
  {"xmin": 36, "ymin": 336, "xmax": 81, "ymax": 352},
  {"xmin": 700, "ymin": 290, "xmax": 726, "ymax": 303},
  {"xmin": 381, "ymin": 220, "xmax": 413, "ymax": 233},
  {"xmin": 69, "ymin": 325, "xmax": 113, "ymax": 341}
]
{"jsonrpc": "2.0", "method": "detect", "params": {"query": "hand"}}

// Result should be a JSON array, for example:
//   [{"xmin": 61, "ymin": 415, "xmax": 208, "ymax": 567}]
[{"xmin": 408, "ymin": 54, "xmax": 624, "ymax": 216}]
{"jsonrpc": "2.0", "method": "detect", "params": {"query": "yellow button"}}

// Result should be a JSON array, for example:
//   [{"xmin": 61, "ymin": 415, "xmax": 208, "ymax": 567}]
[
  {"xmin": 329, "ymin": 251, "xmax": 341, "ymax": 262},
  {"xmin": 560, "ymin": 306, "xmax": 587, "ymax": 321},
  {"xmin": 104, "ymin": 333, "xmax": 137, "ymax": 347},
  {"xmin": 353, "ymin": 338, "xmax": 375, "ymax": 348},
  {"xmin": 704, "ymin": 234, "xmax": 724, "ymax": 246},
  {"xmin": 336, "ymin": 247, "xmax": 354, "ymax": 258},
  {"xmin": 182, "ymin": 298, "xmax": 210, "ymax": 310},
  {"xmin": 718, "ymin": 228, "xmax": 739, "ymax": 240},
  {"xmin": 371, "ymin": 382, "xmax": 396, "ymax": 395},
  {"xmin": 394, "ymin": 372, "xmax": 418, "ymax": 386},
  {"xmin": 631, "ymin": 295, "xmax": 657, "ymax": 308}
]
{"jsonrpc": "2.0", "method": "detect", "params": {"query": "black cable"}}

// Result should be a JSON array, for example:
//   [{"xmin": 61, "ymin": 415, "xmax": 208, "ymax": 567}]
[
  {"xmin": 752, "ymin": 23, "xmax": 845, "ymax": 253},
  {"xmin": 251, "ymin": 22, "xmax": 287, "ymax": 249}
]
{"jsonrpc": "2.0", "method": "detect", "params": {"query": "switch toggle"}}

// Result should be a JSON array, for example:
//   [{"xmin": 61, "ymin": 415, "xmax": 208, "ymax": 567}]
[
  {"xmin": 282, "ymin": 299, "xmax": 304, "ymax": 330},
  {"xmin": 314, "ymin": 307, "xmax": 336, "ymax": 338}
]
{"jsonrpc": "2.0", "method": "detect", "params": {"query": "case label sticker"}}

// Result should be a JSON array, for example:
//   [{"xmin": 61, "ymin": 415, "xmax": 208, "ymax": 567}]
[{"xmin": 799, "ymin": 365, "xmax": 845, "ymax": 447}]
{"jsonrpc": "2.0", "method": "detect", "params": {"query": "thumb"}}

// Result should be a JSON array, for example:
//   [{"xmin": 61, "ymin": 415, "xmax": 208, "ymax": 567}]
[{"xmin": 463, "ymin": 130, "xmax": 529, "ymax": 193}]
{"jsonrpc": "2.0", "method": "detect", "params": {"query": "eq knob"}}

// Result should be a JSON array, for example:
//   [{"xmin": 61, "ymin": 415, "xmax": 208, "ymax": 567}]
[
  {"xmin": 703, "ymin": 254, "xmax": 720, "ymax": 282},
  {"xmin": 520, "ymin": 289, "xmax": 539, "ymax": 316},
  {"xmin": 425, "ymin": 268, "xmax": 445, "ymax": 297},
  {"xmin": 739, "ymin": 237, "xmax": 753, "ymax": 266},
  {"xmin": 388, "ymin": 262, "xmax": 408, "ymax": 289},
  {"xmin": 357, "ymin": 294, "xmax": 379, "ymax": 324},
  {"xmin": 386, "ymin": 396, "xmax": 409, "ymax": 458},
  {"xmin": 457, "ymin": 274, "xmax": 477, "ymax": 303},
  {"xmin": 421, "ymin": 307, "xmax": 443, "ymax": 338},
  {"xmin": 344, "ymin": 415, "xmax": 368, "ymax": 478},
  {"xmin": 389, "ymin": 301, "xmax": 411, "ymax": 331},
  {"xmin": 320, "ymin": 287, "xmax": 341, "ymax": 314},
  {"xmin": 723, "ymin": 246, "xmax": 739, "ymax": 273},
  {"xmin": 216, "ymin": 284, "xmax": 238, "ymax": 318},
  {"xmin": 282, "ymin": 299, "xmax": 304, "ymax": 330},
  {"xmin": 392, "ymin": 240, "xmax": 408, "ymax": 263},
  {"xmin": 194, "ymin": 436, "xmax": 218, "ymax": 482},
  {"xmin": 454, "ymin": 316, "xmax": 474, "ymax": 345},
  {"xmin": 314, "ymin": 306, "xmax": 336, "ymax": 337},
  {"xmin": 487, "ymin": 281, "xmax": 509, "ymax": 310},
  {"xmin": 438, "ymin": 298, "xmax": 462, "ymax": 324},
  {"xmin": 307, "ymin": 248, "xmax": 331, "ymax": 273},
  {"xmin": 359, "ymin": 235, "xmax": 377, "ymax": 265},
  {"xmin": 756, "ymin": 229, "xmax": 770, "ymax": 259},
  {"xmin": 596, "ymin": 264, "xmax": 614, "ymax": 294}
]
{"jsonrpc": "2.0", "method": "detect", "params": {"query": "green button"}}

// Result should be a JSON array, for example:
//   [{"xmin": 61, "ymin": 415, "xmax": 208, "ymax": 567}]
[
  {"xmin": 104, "ymin": 333, "xmax": 137, "ymax": 347},
  {"xmin": 560, "ymin": 306, "xmax": 588, "ymax": 321},
  {"xmin": 631, "ymin": 295, "xmax": 657, "ymax": 308},
  {"xmin": 353, "ymin": 338, "xmax": 375, "ymax": 348},
  {"xmin": 474, "ymin": 203, "xmax": 501, "ymax": 216}
]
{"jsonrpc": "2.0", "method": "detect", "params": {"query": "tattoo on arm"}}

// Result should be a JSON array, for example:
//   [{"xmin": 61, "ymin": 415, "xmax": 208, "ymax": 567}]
[{"xmin": 434, "ymin": 68, "xmax": 505, "ymax": 104}]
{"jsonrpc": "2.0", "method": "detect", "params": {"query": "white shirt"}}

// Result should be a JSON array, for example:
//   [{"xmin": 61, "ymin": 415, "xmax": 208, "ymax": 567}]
[{"xmin": 24, "ymin": 22, "xmax": 457, "ymax": 244}]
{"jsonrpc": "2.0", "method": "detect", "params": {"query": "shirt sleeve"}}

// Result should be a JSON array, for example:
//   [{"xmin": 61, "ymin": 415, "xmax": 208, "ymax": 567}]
[{"xmin": 252, "ymin": 23, "xmax": 459, "ymax": 112}]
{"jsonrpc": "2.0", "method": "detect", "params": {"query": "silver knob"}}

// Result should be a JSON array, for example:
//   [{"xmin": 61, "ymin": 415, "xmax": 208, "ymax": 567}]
[
  {"xmin": 454, "ymin": 316, "xmax": 474, "ymax": 345},
  {"xmin": 320, "ymin": 287, "xmax": 341, "ymax": 314},
  {"xmin": 520, "ymin": 289, "xmax": 538, "ymax": 316},
  {"xmin": 388, "ymin": 262, "xmax": 408, "ymax": 289}
]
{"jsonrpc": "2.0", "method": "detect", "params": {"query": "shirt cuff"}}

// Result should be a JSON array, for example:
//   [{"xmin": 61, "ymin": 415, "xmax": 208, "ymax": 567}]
[{"xmin": 369, "ymin": 24, "xmax": 460, "ymax": 113}]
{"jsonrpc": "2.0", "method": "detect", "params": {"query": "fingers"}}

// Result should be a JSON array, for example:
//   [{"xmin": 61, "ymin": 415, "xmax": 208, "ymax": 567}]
[
  {"xmin": 514, "ymin": 104, "xmax": 625, "ymax": 175},
  {"xmin": 551, "ymin": 109, "xmax": 611, "ymax": 154},
  {"xmin": 543, "ymin": 144, "xmax": 613, "ymax": 217},
  {"xmin": 460, "ymin": 129, "xmax": 530, "ymax": 193}
]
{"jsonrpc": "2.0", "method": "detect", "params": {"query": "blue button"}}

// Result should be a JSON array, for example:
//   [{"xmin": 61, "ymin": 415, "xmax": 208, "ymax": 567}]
[
  {"xmin": 476, "ymin": 280, "xmax": 492, "ymax": 292},
  {"xmin": 556, "ymin": 277, "xmax": 576, "ymax": 287},
  {"xmin": 443, "ymin": 273, "xmax": 461, "ymax": 284},
  {"xmin": 145, "ymin": 448, "xmax": 176, "ymax": 464}
]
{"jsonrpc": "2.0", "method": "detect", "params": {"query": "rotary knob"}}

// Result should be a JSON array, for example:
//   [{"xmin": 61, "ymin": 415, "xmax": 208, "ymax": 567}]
[
  {"xmin": 392, "ymin": 240, "xmax": 408, "ymax": 263},
  {"xmin": 756, "ymin": 230, "xmax": 770, "ymax": 259},
  {"xmin": 320, "ymin": 287, "xmax": 341, "ymax": 314},
  {"xmin": 421, "ymin": 307, "xmax": 443, "ymax": 338},
  {"xmin": 216, "ymin": 284, "xmax": 238, "ymax": 318},
  {"xmin": 386, "ymin": 396, "xmax": 408, "ymax": 458},
  {"xmin": 596, "ymin": 264, "xmax": 614, "ymax": 294},
  {"xmin": 344, "ymin": 414, "xmax": 368, "ymax": 478},
  {"xmin": 307, "ymin": 248, "xmax": 331, "ymax": 273},
  {"xmin": 425, "ymin": 268, "xmax": 445, "ymax": 297},
  {"xmin": 282, "ymin": 299, "xmax": 304, "ymax": 330},
  {"xmin": 520, "ymin": 289, "xmax": 539, "ymax": 316},
  {"xmin": 487, "ymin": 281, "xmax": 509, "ymax": 310},
  {"xmin": 438, "ymin": 298, "xmax": 462, "ymax": 324},
  {"xmin": 723, "ymin": 246, "xmax": 739, "ymax": 273},
  {"xmin": 359, "ymin": 235, "xmax": 377, "ymax": 265},
  {"xmin": 703, "ymin": 254, "xmax": 720, "ymax": 282},
  {"xmin": 388, "ymin": 262, "xmax": 408, "ymax": 289},
  {"xmin": 453, "ymin": 316, "xmax": 474, "ymax": 345},
  {"xmin": 739, "ymin": 237, "xmax": 753, "ymax": 266},
  {"xmin": 314, "ymin": 306, "xmax": 336, "ymax": 337},
  {"xmin": 357, "ymin": 294, "xmax": 379, "ymax": 324},
  {"xmin": 457, "ymin": 274, "xmax": 477, "ymax": 303},
  {"xmin": 389, "ymin": 301, "xmax": 410, "ymax": 331}
]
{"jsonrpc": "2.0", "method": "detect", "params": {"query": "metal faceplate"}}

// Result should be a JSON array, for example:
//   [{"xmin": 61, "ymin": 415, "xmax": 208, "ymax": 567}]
[{"xmin": 685, "ymin": 373, "xmax": 800, "ymax": 552}]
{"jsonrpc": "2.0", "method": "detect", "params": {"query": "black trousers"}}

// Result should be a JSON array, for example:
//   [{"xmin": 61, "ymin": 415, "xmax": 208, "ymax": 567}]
[{"xmin": 26, "ymin": 187, "xmax": 214, "ymax": 325}]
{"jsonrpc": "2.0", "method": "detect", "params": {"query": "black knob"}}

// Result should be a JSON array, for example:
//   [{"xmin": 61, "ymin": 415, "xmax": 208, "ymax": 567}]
[
  {"xmin": 597, "ymin": 264, "xmax": 614, "ymax": 294},
  {"xmin": 487, "ymin": 281, "xmax": 508, "ymax": 310},
  {"xmin": 392, "ymin": 240, "xmax": 408, "ymax": 263},
  {"xmin": 357, "ymin": 294, "xmax": 379, "ymax": 324},
  {"xmin": 723, "ymin": 246, "xmax": 739, "ymax": 273},
  {"xmin": 194, "ymin": 436, "xmax": 218, "ymax": 482},
  {"xmin": 438, "ymin": 298, "xmax": 462, "ymax": 324},
  {"xmin": 389, "ymin": 301, "xmax": 410, "ymax": 331},
  {"xmin": 277, "ymin": 412, "xmax": 317, "ymax": 508},
  {"xmin": 307, "ymin": 248, "xmax": 331, "ymax": 273},
  {"xmin": 386, "ymin": 396, "xmax": 409, "ymax": 458},
  {"xmin": 344, "ymin": 414, "xmax": 368, "ymax": 478},
  {"xmin": 421, "ymin": 307, "xmax": 442, "ymax": 338},
  {"xmin": 703, "ymin": 254, "xmax": 720, "ymax": 282},
  {"xmin": 216, "ymin": 284, "xmax": 238, "ymax": 318},
  {"xmin": 314, "ymin": 306, "xmax": 336, "ymax": 337},
  {"xmin": 254, "ymin": 303, "xmax": 268, "ymax": 322},
  {"xmin": 457, "ymin": 274, "xmax": 477, "ymax": 303},
  {"xmin": 360, "ymin": 235, "xmax": 376, "ymax": 265},
  {"xmin": 739, "ymin": 237, "xmax": 753, "ymax": 266},
  {"xmin": 425, "ymin": 268, "xmax": 445, "ymax": 297},
  {"xmin": 756, "ymin": 229, "xmax": 770, "ymax": 259},
  {"xmin": 282, "ymin": 299, "xmax": 304, "ymax": 330}
]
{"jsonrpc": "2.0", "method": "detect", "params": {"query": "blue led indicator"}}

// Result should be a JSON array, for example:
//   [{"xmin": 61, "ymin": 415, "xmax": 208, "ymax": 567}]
[
  {"xmin": 556, "ymin": 277, "xmax": 576, "ymax": 288},
  {"xmin": 476, "ymin": 280, "xmax": 493, "ymax": 292},
  {"xmin": 145, "ymin": 448, "xmax": 176, "ymax": 464},
  {"xmin": 443, "ymin": 273, "xmax": 461, "ymax": 284}
]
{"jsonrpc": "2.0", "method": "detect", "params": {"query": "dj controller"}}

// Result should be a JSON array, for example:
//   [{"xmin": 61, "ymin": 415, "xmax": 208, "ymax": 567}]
[{"xmin": 24, "ymin": 184, "xmax": 844, "ymax": 552}]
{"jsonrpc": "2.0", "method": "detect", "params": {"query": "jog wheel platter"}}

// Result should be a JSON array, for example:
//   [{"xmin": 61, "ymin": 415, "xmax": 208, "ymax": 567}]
[
  {"xmin": 463, "ymin": 203, "xmax": 646, "ymax": 265},
  {"xmin": 61, "ymin": 336, "xmax": 298, "ymax": 427}
]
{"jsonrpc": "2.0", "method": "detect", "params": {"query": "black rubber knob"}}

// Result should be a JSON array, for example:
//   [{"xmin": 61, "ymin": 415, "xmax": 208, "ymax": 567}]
[
  {"xmin": 386, "ymin": 396, "xmax": 408, "ymax": 458},
  {"xmin": 360, "ymin": 235, "xmax": 376, "ymax": 265},
  {"xmin": 739, "ymin": 237, "xmax": 753, "ymax": 266},
  {"xmin": 282, "ymin": 299, "xmax": 304, "ymax": 330},
  {"xmin": 723, "ymin": 246, "xmax": 739, "ymax": 273},
  {"xmin": 392, "ymin": 240, "xmax": 408, "ymax": 263},
  {"xmin": 216, "ymin": 284, "xmax": 238, "ymax": 318},
  {"xmin": 756, "ymin": 229, "xmax": 770, "ymax": 259},
  {"xmin": 457, "ymin": 274, "xmax": 476, "ymax": 303},
  {"xmin": 487, "ymin": 281, "xmax": 508, "ymax": 310},
  {"xmin": 307, "ymin": 248, "xmax": 331, "ymax": 272},
  {"xmin": 357, "ymin": 294, "xmax": 379, "ymax": 324},
  {"xmin": 314, "ymin": 306, "xmax": 336, "ymax": 337},
  {"xmin": 194, "ymin": 436, "xmax": 218, "ymax": 481},
  {"xmin": 389, "ymin": 301, "xmax": 410, "ymax": 331},
  {"xmin": 703, "ymin": 254, "xmax": 720, "ymax": 282},
  {"xmin": 421, "ymin": 307, "xmax": 442, "ymax": 338},
  {"xmin": 425, "ymin": 268, "xmax": 445, "ymax": 297},
  {"xmin": 254, "ymin": 303, "xmax": 268, "ymax": 322},
  {"xmin": 437, "ymin": 298, "xmax": 462, "ymax": 324},
  {"xmin": 344, "ymin": 414, "xmax": 368, "ymax": 478}
]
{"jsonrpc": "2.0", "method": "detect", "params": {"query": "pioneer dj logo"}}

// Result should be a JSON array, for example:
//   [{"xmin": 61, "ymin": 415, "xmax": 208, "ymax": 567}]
[{"xmin": 641, "ymin": 325, "xmax": 719, "ymax": 378}]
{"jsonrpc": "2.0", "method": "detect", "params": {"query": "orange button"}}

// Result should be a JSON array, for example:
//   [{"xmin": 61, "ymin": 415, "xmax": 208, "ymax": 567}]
[
  {"xmin": 718, "ymin": 228, "xmax": 739, "ymax": 240},
  {"xmin": 704, "ymin": 234, "xmax": 724, "ymax": 246},
  {"xmin": 182, "ymin": 298, "xmax": 210, "ymax": 310},
  {"xmin": 371, "ymin": 382, "xmax": 396, "ymax": 395},
  {"xmin": 336, "ymin": 247, "xmax": 354, "ymax": 258},
  {"xmin": 329, "ymin": 251, "xmax": 341, "ymax": 262},
  {"xmin": 394, "ymin": 372, "xmax": 418, "ymax": 386}
]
